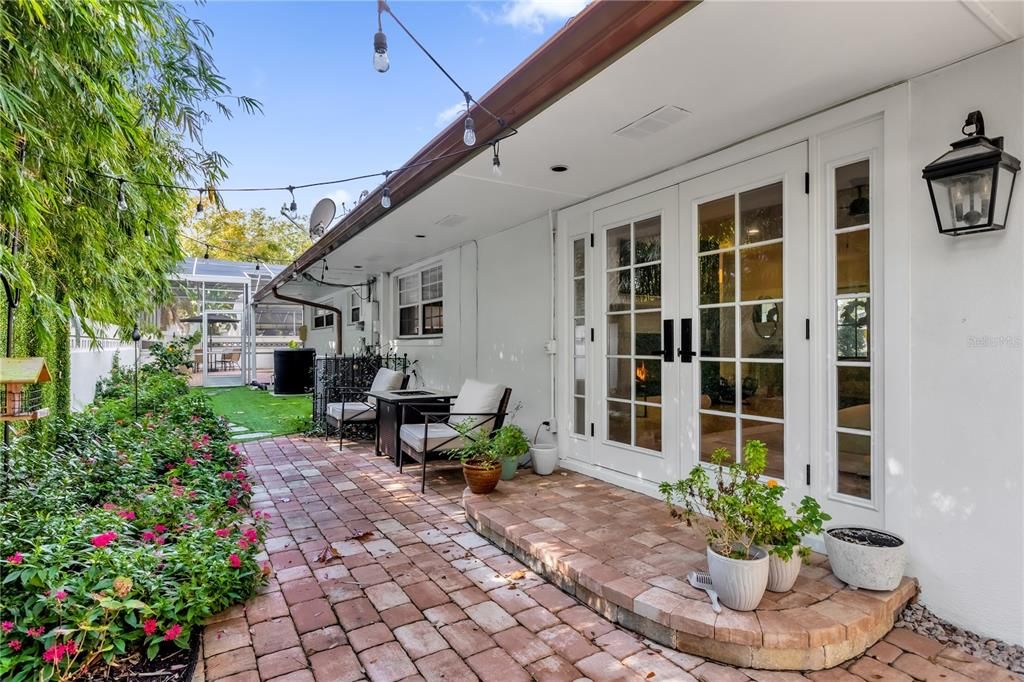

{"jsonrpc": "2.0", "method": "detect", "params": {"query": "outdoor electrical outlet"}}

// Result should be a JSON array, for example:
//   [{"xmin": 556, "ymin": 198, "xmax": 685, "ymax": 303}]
[{"xmin": 544, "ymin": 419, "xmax": 557, "ymax": 433}]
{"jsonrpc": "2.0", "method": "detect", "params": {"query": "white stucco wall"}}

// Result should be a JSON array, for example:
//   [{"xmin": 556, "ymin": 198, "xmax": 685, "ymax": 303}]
[
  {"xmin": 70, "ymin": 346, "xmax": 132, "ymax": 411},
  {"xmin": 370, "ymin": 218, "xmax": 555, "ymax": 437},
  {"xmin": 904, "ymin": 41, "xmax": 1024, "ymax": 644},
  {"xmin": 303, "ymin": 286, "xmax": 373, "ymax": 356}
]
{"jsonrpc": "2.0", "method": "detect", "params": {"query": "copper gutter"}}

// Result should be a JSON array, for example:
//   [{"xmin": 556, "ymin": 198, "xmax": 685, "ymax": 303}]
[
  {"xmin": 272, "ymin": 285, "xmax": 343, "ymax": 352},
  {"xmin": 255, "ymin": 0, "xmax": 699, "ymax": 302}
]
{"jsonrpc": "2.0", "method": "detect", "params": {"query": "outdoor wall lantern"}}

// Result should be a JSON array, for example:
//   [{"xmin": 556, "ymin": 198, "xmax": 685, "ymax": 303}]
[{"xmin": 923, "ymin": 110, "xmax": 1020, "ymax": 236}]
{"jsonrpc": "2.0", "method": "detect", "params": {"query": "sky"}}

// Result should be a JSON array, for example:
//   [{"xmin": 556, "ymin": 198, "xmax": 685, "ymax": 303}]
[{"xmin": 183, "ymin": 0, "xmax": 586, "ymax": 222}]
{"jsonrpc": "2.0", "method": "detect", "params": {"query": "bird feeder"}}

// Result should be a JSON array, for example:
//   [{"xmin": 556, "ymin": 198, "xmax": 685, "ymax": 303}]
[{"xmin": 0, "ymin": 357, "xmax": 51, "ymax": 421}]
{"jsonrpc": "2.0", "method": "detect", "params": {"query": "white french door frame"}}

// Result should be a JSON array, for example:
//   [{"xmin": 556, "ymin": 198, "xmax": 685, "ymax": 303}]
[
  {"xmin": 591, "ymin": 186, "xmax": 681, "ymax": 486},
  {"xmin": 677, "ymin": 143, "xmax": 811, "ymax": 499}
]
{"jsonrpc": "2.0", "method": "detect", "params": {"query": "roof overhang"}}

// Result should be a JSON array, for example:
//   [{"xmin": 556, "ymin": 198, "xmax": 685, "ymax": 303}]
[{"xmin": 255, "ymin": 0, "xmax": 697, "ymax": 302}]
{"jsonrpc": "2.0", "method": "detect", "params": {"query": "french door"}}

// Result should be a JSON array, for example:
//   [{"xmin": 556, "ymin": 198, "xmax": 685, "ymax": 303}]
[
  {"xmin": 593, "ymin": 187, "xmax": 680, "ymax": 485},
  {"xmin": 678, "ymin": 144, "xmax": 810, "ymax": 499}
]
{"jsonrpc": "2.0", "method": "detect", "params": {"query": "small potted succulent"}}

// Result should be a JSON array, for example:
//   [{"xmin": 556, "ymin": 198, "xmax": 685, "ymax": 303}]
[
  {"xmin": 492, "ymin": 424, "xmax": 530, "ymax": 481},
  {"xmin": 450, "ymin": 421, "xmax": 503, "ymax": 494},
  {"xmin": 659, "ymin": 440, "xmax": 775, "ymax": 611},
  {"xmin": 758, "ymin": 486, "xmax": 831, "ymax": 592}
]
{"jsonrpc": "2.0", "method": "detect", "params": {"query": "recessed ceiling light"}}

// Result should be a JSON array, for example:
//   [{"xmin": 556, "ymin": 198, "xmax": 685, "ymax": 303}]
[
  {"xmin": 354, "ymin": 265, "xmax": 363, "ymax": 269},
  {"xmin": 550, "ymin": 164, "xmax": 569, "ymax": 173},
  {"xmin": 415, "ymin": 234, "xmax": 426, "ymax": 238}
]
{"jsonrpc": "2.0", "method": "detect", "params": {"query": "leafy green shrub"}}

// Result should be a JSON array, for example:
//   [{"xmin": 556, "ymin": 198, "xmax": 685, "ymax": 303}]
[
  {"xmin": 0, "ymin": 368, "xmax": 267, "ymax": 681},
  {"xmin": 146, "ymin": 332, "xmax": 202, "ymax": 374},
  {"xmin": 659, "ymin": 440, "xmax": 830, "ymax": 561}
]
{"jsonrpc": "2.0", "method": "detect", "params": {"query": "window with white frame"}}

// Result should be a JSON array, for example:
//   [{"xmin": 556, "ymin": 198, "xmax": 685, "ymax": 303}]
[
  {"xmin": 397, "ymin": 264, "xmax": 443, "ymax": 337},
  {"xmin": 570, "ymin": 237, "xmax": 587, "ymax": 436},
  {"xmin": 312, "ymin": 307, "xmax": 334, "ymax": 329},
  {"xmin": 832, "ymin": 158, "xmax": 873, "ymax": 501},
  {"xmin": 349, "ymin": 291, "xmax": 361, "ymax": 325}
]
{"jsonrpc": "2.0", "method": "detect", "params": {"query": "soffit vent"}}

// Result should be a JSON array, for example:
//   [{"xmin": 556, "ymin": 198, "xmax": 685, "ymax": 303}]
[
  {"xmin": 613, "ymin": 105, "xmax": 690, "ymax": 140},
  {"xmin": 435, "ymin": 214, "xmax": 467, "ymax": 227}
]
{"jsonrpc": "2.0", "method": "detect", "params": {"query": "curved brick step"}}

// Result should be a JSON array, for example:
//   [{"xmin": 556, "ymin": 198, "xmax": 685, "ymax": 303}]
[{"xmin": 461, "ymin": 472, "xmax": 916, "ymax": 671}]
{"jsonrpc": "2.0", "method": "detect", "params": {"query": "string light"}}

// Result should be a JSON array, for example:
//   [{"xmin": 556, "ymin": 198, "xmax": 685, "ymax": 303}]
[
  {"xmin": 462, "ymin": 94, "xmax": 476, "ymax": 147},
  {"xmin": 116, "ymin": 180, "xmax": 128, "ymax": 211},
  {"xmin": 288, "ymin": 186, "xmax": 298, "ymax": 213},
  {"xmin": 491, "ymin": 142, "xmax": 502, "ymax": 177},
  {"xmin": 195, "ymin": 189, "xmax": 205, "ymax": 216},
  {"xmin": 203, "ymin": 245, "xmax": 210, "ymax": 259},
  {"xmin": 373, "ymin": 0, "xmax": 390, "ymax": 73},
  {"xmin": 381, "ymin": 171, "xmax": 392, "ymax": 209}
]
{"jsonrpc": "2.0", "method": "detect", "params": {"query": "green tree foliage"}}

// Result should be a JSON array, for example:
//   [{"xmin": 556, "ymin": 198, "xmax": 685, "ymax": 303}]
[
  {"xmin": 0, "ymin": 0, "xmax": 259, "ymax": 415},
  {"xmin": 180, "ymin": 208, "xmax": 311, "ymax": 264}
]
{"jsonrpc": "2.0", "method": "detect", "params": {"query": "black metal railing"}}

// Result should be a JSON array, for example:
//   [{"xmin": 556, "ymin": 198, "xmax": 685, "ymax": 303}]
[{"xmin": 312, "ymin": 352, "xmax": 410, "ymax": 433}]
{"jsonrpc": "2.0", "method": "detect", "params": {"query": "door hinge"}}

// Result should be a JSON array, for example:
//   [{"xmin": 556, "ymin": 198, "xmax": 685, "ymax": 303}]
[
  {"xmin": 590, "ymin": 233, "xmax": 594, "ymax": 247},
  {"xmin": 590, "ymin": 327, "xmax": 594, "ymax": 342},
  {"xmin": 805, "ymin": 318, "xmax": 810, "ymax": 340},
  {"xmin": 590, "ymin": 423, "xmax": 595, "ymax": 437},
  {"xmin": 806, "ymin": 464, "xmax": 811, "ymax": 486},
  {"xmin": 804, "ymin": 172, "xmax": 810, "ymax": 194}
]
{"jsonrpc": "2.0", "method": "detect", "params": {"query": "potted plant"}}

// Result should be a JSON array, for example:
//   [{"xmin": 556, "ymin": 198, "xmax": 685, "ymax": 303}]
[
  {"xmin": 659, "ymin": 440, "xmax": 775, "ymax": 611},
  {"xmin": 492, "ymin": 424, "xmax": 530, "ymax": 480},
  {"xmin": 824, "ymin": 527, "xmax": 906, "ymax": 591},
  {"xmin": 758, "ymin": 487, "xmax": 831, "ymax": 592},
  {"xmin": 529, "ymin": 442, "xmax": 558, "ymax": 475},
  {"xmin": 450, "ymin": 421, "xmax": 503, "ymax": 494}
]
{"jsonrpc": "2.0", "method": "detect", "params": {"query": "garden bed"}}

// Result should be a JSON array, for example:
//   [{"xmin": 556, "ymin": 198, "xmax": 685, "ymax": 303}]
[{"xmin": 0, "ymin": 357, "xmax": 267, "ymax": 681}]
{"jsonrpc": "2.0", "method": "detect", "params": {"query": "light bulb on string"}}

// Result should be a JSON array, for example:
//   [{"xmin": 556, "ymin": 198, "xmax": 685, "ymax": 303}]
[
  {"xmin": 491, "ymin": 143, "xmax": 502, "ymax": 177},
  {"xmin": 195, "ymin": 189, "xmax": 205, "ymax": 216},
  {"xmin": 373, "ymin": 2, "xmax": 390, "ymax": 73},
  {"xmin": 204, "ymin": 245, "xmax": 210, "ymax": 260},
  {"xmin": 116, "ymin": 180, "xmax": 128, "ymax": 212},
  {"xmin": 288, "ymin": 186, "xmax": 298, "ymax": 213},
  {"xmin": 460, "ymin": 91, "xmax": 476, "ymax": 146},
  {"xmin": 381, "ymin": 187, "xmax": 392, "ymax": 209}
]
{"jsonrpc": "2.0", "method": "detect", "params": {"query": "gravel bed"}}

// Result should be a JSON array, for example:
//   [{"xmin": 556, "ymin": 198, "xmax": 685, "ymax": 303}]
[{"xmin": 897, "ymin": 601, "xmax": 1024, "ymax": 674}]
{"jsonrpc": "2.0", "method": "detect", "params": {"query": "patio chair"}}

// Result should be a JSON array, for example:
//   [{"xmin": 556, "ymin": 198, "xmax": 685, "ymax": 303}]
[
  {"xmin": 325, "ymin": 367, "xmax": 408, "ymax": 449},
  {"xmin": 398, "ymin": 379, "xmax": 511, "ymax": 493}
]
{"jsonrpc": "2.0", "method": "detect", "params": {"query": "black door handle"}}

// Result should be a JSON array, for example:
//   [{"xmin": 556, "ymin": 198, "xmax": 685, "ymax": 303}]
[
  {"xmin": 679, "ymin": 318, "xmax": 694, "ymax": 363},
  {"xmin": 662, "ymin": 319, "xmax": 675, "ymax": 362}
]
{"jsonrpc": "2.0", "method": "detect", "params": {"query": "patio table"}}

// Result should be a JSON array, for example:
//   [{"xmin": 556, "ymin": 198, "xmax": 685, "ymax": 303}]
[{"xmin": 366, "ymin": 388, "xmax": 457, "ymax": 466}]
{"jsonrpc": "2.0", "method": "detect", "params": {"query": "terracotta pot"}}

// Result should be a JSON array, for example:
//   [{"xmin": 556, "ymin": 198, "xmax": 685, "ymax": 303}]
[{"xmin": 463, "ymin": 460, "xmax": 502, "ymax": 494}]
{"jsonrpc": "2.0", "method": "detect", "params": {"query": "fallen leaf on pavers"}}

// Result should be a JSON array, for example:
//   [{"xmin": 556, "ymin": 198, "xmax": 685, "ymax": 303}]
[
  {"xmin": 346, "ymin": 531, "xmax": 374, "ymax": 542},
  {"xmin": 646, "ymin": 673, "xmax": 656, "ymax": 679},
  {"xmin": 315, "ymin": 546, "xmax": 341, "ymax": 563},
  {"xmin": 506, "ymin": 570, "xmax": 526, "ymax": 581}
]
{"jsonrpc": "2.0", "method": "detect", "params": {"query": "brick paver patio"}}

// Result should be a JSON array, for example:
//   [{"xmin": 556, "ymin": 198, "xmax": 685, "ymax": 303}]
[{"xmin": 192, "ymin": 435, "xmax": 1019, "ymax": 682}]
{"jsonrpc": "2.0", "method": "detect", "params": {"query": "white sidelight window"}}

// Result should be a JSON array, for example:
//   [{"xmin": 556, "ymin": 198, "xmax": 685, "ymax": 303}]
[
  {"xmin": 397, "ymin": 264, "xmax": 443, "ymax": 337},
  {"xmin": 571, "ymin": 237, "xmax": 587, "ymax": 436},
  {"xmin": 312, "ymin": 307, "xmax": 334, "ymax": 329},
  {"xmin": 832, "ymin": 159, "xmax": 873, "ymax": 500}
]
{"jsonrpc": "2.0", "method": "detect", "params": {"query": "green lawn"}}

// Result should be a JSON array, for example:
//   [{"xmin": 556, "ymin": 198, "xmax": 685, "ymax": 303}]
[{"xmin": 198, "ymin": 386, "xmax": 312, "ymax": 439}]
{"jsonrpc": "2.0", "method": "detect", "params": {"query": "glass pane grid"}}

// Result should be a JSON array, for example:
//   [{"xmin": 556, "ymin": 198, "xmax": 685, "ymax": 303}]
[
  {"xmin": 697, "ymin": 183, "xmax": 785, "ymax": 476},
  {"xmin": 832, "ymin": 160, "xmax": 873, "ymax": 501}
]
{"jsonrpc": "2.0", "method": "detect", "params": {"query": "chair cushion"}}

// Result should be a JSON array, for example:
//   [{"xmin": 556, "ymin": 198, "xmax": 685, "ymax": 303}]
[
  {"xmin": 400, "ymin": 423, "xmax": 465, "ymax": 453},
  {"xmin": 326, "ymin": 401, "xmax": 376, "ymax": 422},
  {"xmin": 449, "ymin": 379, "xmax": 506, "ymax": 433},
  {"xmin": 367, "ymin": 367, "xmax": 405, "ymax": 406}
]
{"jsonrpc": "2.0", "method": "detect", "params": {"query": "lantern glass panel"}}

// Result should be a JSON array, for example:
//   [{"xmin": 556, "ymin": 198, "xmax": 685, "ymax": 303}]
[
  {"xmin": 931, "ymin": 167, "xmax": 995, "ymax": 233},
  {"xmin": 992, "ymin": 165, "xmax": 1017, "ymax": 228}
]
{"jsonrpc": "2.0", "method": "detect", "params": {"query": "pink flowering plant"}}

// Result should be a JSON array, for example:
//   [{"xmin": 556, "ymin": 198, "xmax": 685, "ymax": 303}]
[{"xmin": 0, "ymin": 370, "xmax": 268, "ymax": 681}]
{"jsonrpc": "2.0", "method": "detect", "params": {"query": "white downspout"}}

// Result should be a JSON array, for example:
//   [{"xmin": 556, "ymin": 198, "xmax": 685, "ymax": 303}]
[{"xmin": 547, "ymin": 209, "xmax": 557, "ymax": 441}]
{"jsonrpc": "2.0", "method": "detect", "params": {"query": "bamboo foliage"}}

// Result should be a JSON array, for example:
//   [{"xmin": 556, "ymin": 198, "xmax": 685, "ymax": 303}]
[{"xmin": 0, "ymin": 0, "xmax": 260, "ymax": 344}]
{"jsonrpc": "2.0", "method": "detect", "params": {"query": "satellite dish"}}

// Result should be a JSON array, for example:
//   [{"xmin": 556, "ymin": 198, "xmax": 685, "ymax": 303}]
[{"xmin": 308, "ymin": 198, "xmax": 336, "ymax": 241}]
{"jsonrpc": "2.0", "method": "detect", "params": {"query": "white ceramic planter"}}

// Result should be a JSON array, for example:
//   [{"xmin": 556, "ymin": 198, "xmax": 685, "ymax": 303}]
[
  {"xmin": 530, "ymin": 444, "xmax": 558, "ymax": 476},
  {"xmin": 766, "ymin": 545, "xmax": 802, "ymax": 592},
  {"xmin": 824, "ymin": 526, "xmax": 906, "ymax": 591},
  {"xmin": 706, "ymin": 545, "xmax": 769, "ymax": 611}
]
